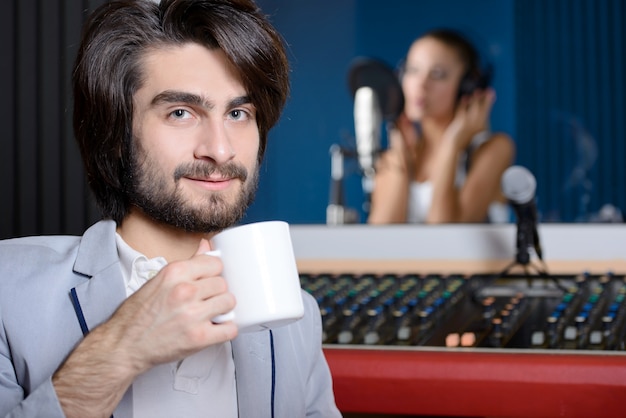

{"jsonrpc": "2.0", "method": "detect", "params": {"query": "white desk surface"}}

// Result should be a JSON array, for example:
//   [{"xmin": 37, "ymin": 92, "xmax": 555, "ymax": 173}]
[{"xmin": 290, "ymin": 223, "xmax": 626, "ymax": 274}]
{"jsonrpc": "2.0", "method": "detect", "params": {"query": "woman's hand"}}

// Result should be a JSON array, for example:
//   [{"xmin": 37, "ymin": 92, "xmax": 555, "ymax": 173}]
[
  {"xmin": 368, "ymin": 113, "xmax": 419, "ymax": 224},
  {"xmin": 445, "ymin": 88, "xmax": 496, "ymax": 149},
  {"xmin": 376, "ymin": 112, "xmax": 421, "ymax": 176}
]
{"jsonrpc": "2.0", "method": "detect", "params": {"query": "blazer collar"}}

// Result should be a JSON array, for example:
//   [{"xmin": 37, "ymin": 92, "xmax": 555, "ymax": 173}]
[{"xmin": 73, "ymin": 220, "xmax": 120, "ymax": 278}]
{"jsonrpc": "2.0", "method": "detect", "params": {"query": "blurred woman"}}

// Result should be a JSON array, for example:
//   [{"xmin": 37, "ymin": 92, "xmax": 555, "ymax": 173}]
[{"xmin": 368, "ymin": 29, "xmax": 515, "ymax": 224}]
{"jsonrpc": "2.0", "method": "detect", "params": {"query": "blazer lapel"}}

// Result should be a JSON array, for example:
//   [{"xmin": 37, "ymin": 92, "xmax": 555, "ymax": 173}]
[
  {"xmin": 232, "ymin": 331, "xmax": 273, "ymax": 418},
  {"xmin": 71, "ymin": 263, "xmax": 127, "ymax": 333},
  {"xmin": 71, "ymin": 220, "xmax": 127, "ymax": 332},
  {"xmin": 70, "ymin": 220, "xmax": 133, "ymax": 417}
]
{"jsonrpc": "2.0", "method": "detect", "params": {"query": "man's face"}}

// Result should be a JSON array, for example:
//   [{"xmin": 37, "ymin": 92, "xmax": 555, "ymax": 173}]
[{"xmin": 128, "ymin": 43, "xmax": 260, "ymax": 232}]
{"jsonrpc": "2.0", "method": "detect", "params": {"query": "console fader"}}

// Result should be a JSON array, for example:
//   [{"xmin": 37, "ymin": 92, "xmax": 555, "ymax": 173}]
[{"xmin": 300, "ymin": 271, "xmax": 626, "ymax": 351}]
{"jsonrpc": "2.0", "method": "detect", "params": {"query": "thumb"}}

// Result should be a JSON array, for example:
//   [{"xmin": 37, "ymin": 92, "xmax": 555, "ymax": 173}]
[
  {"xmin": 396, "ymin": 114, "xmax": 420, "ymax": 148},
  {"xmin": 388, "ymin": 126, "xmax": 404, "ymax": 151},
  {"xmin": 195, "ymin": 238, "xmax": 212, "ymax": 256}
]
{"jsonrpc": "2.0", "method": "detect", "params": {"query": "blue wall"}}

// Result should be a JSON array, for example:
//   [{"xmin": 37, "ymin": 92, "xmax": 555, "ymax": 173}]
[
  {"xmin": 244, "ymin": 0, "xmax": 358, "ymax": 224},
  {"xmin": 245, "ymin": 0, "xmax": 516, "ymax": 225},
  {"xmin": 245, "ymin": 0, "xmax": 624, "ymax": 225},
  {"xmin": 514, "ymin": 0, "xmax": 626, "ymax": 222}
]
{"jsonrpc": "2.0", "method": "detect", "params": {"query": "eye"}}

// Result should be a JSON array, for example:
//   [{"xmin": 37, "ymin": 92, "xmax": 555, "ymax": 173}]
[
  {"xmin": 404, "ymin": 65, "xmax": 418, "ymax": 76},
  {"xmin": 170, "ymin": 109, "xmax": 192, "ymax": 119},
  {"xmin": 430, "ymin": 68, "xmax": 448, "ymax": 80},
  {"xmin": 229, "ymin": 109, "xmax": 249, "ymax": 121}
]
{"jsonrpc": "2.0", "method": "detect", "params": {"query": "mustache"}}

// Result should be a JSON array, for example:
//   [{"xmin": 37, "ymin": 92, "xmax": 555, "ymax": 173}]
[{"xmin": 173, "ymin": 161, "xmax": 248, "ymax": 182}]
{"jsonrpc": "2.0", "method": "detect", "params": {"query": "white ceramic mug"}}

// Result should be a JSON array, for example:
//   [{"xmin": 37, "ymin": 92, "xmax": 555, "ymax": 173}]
[{"xmin": 207, "ymin": 221, "xmax": 304, "ymax": 333}]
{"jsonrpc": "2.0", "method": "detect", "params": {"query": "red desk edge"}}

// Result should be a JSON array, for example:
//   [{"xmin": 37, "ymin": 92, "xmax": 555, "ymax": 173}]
[{"xmin": 324, "ymin": 346, "xmax": 626, "ymax": 417}]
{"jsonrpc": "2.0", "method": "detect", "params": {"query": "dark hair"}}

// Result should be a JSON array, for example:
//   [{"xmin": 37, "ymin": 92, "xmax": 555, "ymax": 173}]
[
  {"xmin": 73, "ymin": 0, "xmax": 290, "ymax": 223},
  {"xmin": 419, "ymin": 28, "xmax": 492, "ymax": 98}
]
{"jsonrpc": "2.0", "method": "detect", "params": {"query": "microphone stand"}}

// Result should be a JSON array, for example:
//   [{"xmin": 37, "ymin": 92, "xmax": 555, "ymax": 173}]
[
  {"xmin": 326, "ymin": 144, "xmax": 358, "ymax": 225},
  {"xmin": 499, "ymin": 216, "xmax": 547, "ymax": 278},
  {"xmin": 498, "ymin": 213, "xmax": 571, "ymax": 292}
]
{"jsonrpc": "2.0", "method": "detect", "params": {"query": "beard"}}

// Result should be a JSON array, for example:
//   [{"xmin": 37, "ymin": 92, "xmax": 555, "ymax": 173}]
[{"xmin": 125, "ymin": 139, "xmax": 259, "ymax": 233}]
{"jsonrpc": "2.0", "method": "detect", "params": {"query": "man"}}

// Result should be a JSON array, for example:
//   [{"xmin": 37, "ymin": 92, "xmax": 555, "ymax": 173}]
[{"xmin": 0, "ymin": 0, "xmax": 341, "ymax": 417}]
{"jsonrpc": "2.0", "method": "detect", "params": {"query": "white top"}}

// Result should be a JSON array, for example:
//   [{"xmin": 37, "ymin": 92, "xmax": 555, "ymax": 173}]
[
  {"xmin": 115, "ymin": 234, "xmax": 238, "ymax": 418},
  {"xmin": 406, "ymin": 132, "xmax": 510, "ymax": 223},
  {"xmin": 407, "ymin": 182, "xmax": 434, "ymax": 223},
  {"xmin": 407, "ymin": 181, "xmax": 510, "ymax": 223}
]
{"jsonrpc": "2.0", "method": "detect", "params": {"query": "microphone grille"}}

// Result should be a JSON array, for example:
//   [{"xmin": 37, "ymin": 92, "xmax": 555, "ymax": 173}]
[{"xmin": 501, "ymin": 165, "xmax": 536, "ymax": 205}]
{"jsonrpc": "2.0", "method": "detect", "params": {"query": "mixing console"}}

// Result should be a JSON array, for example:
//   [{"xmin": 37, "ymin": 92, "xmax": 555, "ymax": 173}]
[{"xmin": 300, "ymin": 271, "xmax": 626, "ymax": 351}]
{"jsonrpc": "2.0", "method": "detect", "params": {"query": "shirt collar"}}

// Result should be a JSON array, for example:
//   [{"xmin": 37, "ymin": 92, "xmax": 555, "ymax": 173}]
[{"xmin": 115, "ymin": 233, "xmax": 167, "ymax": 296}]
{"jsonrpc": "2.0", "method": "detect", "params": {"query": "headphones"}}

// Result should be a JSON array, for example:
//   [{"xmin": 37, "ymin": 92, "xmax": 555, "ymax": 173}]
[
  {"xmin": 456, "ymin": 31, "xmax": 493, "ymax": 99},
  {"xmin": 397, "ymin": 28, "xmax": 494, "ymax": 101}
]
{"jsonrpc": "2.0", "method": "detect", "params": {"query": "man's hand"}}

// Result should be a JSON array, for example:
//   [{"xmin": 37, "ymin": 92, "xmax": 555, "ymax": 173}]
[
  {"xmin": 52, "ymin": 239, "xmax": 237, "ymax": 418},
  {"xmin": 112, "ymin": 238, "xmax": 237, "ymax": 370}
]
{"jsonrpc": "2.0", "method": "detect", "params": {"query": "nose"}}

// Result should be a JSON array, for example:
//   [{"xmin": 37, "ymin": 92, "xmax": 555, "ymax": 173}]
[
  {"xmin": 403, "ymin": 71, "xmax": 427, "ymax": 94},
  {"xmin": 414, "ymin": 72, "xmax": 429, "ymax": 90},
  {"xmin": 194, "ymin": 119, "xmax": 235, "ymax": 164}
]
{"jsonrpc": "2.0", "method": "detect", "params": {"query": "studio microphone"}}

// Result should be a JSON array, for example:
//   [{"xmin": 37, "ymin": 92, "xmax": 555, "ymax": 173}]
[
  {"xmin": 501, "ymin": 165, "xmax": 543, "ymax": 265},
  {"xmin": 354, "ymin": 86, "xmax": 382, "ymax": 194}
]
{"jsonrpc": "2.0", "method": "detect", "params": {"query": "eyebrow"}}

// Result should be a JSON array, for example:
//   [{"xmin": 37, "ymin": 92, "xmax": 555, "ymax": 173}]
[{"xmin": 151, "ymin": 90, "xmax": 252, "ymax": 110}]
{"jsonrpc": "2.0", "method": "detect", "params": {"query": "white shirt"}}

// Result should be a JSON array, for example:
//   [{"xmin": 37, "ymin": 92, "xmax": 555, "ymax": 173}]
[
  {"xmin": 407, "ymin": 181, "xmax": 434, "ymax": 223},
  {"xmin": 406, "ymin": 131, "xmax": 511, "ymax": 223},
  {"xmin": 407, "ymin": 181, "xmax": 510, "ymax": 223},
  {"xmin": 115, "ymin": 234, "xmax": 238, "ymax": 418}
]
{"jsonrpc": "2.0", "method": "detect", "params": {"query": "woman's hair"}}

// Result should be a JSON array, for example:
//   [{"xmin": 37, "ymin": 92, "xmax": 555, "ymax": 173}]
[
  {"xmin": 72, "ymin": 0, "xmax": 290, "ymax": 223},
  {"xmin": 418, "ymin": 28, "xmax": 491, "ymax": 97}
]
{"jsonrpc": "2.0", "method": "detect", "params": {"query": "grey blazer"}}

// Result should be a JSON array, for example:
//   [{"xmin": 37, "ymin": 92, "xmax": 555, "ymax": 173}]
[{"xmin": 0, "ymin": 220, "xmax": 341, "ymax": 418}]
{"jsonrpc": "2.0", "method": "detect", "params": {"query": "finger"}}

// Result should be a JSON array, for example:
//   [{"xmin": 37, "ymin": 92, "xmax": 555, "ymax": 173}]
[
  {"xmin": 388, "ymin": 126, "xmax": 405, "ymax": 150},
  {"xmin": 160, "ymin": 271, "xmax": 231, "ymax": 320},
  {"xmin": 457, "ymin": 95, "xmax": 470, "ymax": 112},
  {"xmin": 476, "ymin": 88, "xmax": 495, "ymax": 104},
  {"xmin": 473, "ymin": 90, "xmax": 494, "ymax": 116},
  {"xmin": 484, "ymin": 87, "xmax": 496, "ymax": 103},
  {"xmin": 195, "ymin": 238, "xmax": 212, "ymax": 255},
  {"xmin": 192, "ymin": 238, "xmax": 222, "ymax": 277},
  {"xmin": 206, "ymin": 292, "xmax": 237, "ymax": 321},
  {"xmin": 159, "ymin": 254, "xmax": 223, "ymax": 288},
  {"xmin": 182, "ymin": 280, "xmax": 236, "ymax": 324},
  {"xmin": 204, "ymin": 320, "xmax": 239, "ymax": 345},
  {"xmin": 397, "ymin": 115, "xmax": 420, "ymax": 147},
  {"xmin": 483, "ymin": 88, "xmax": 496, "ymax": 110},
  {"xmin": 195, "ymin": 276, "xmax": 235, "ymax": 306}
]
